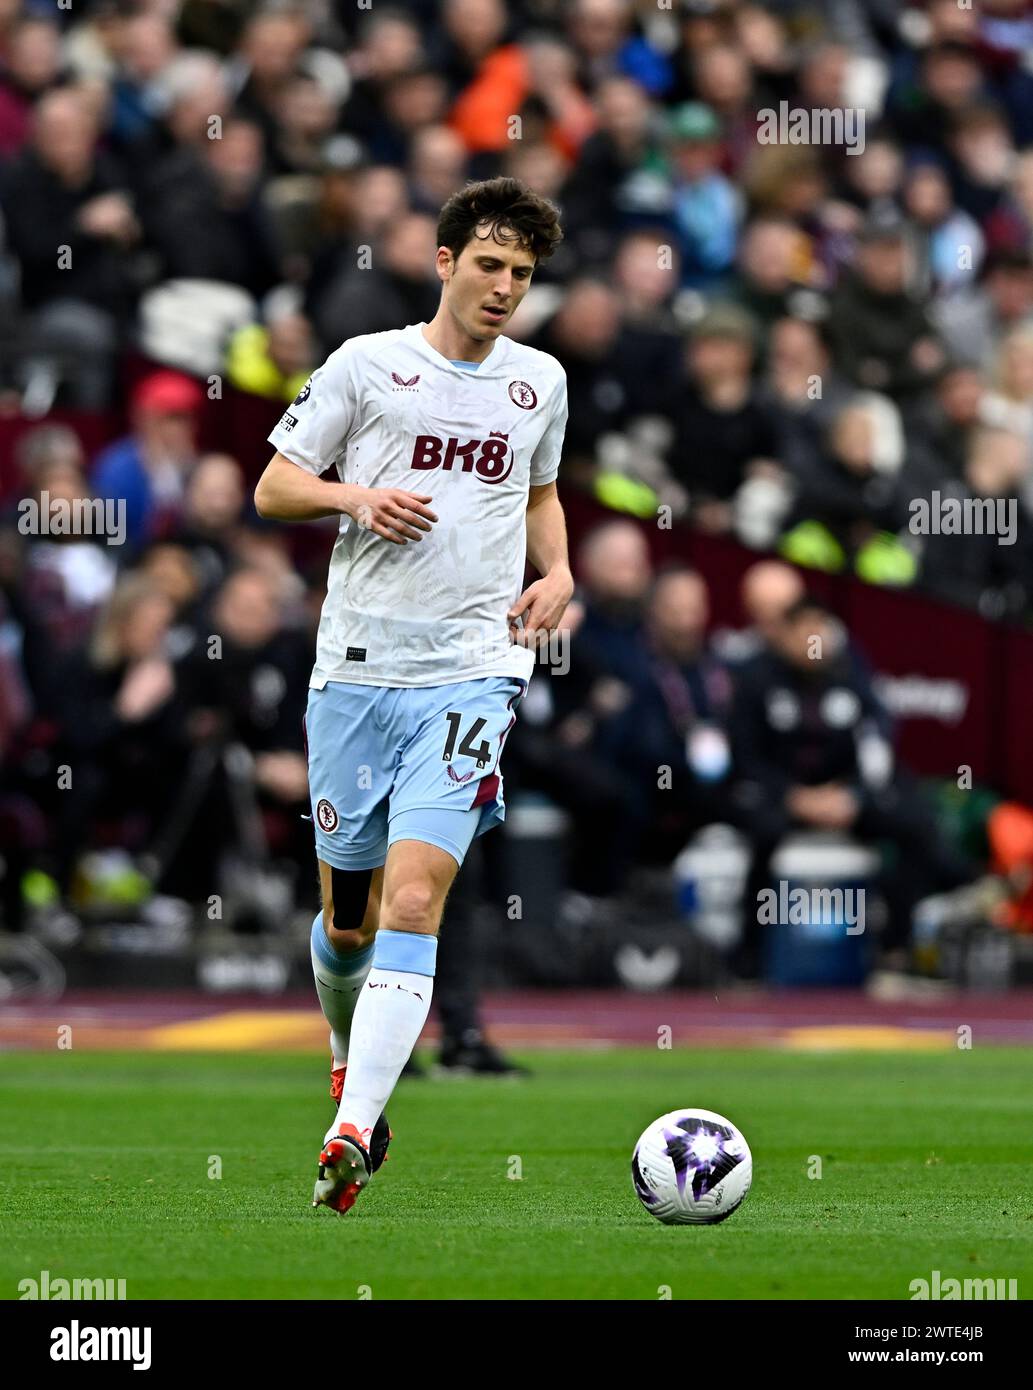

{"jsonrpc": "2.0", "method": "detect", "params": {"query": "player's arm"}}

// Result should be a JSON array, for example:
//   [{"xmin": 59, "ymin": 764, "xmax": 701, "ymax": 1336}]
[
  {"xmin": 260, "ymin": 345, "xmax": 437, "ymax": 542},
  {"xmin": 254, "ymin": 452, "xmax": 437, "ymax": 544},
  {"xmin": 254, "ymin": 451, "xmax": 354, "ymax": 521},
  {"xmin": 508, "ymin": 481, "xmax": 574, "ymax": 639}
]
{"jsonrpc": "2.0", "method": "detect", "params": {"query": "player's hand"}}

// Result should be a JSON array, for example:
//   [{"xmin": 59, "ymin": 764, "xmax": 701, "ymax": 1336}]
[
  {"xmin": 344, "ymin": 486, "xmax": 438, "ymax": 544},
  {"xmin": 508, "ymin": 566, "xmax": 574, "ymax": 644}
]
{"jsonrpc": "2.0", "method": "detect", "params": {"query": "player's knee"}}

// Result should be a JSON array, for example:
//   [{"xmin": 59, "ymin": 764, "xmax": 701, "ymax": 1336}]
[
  {"xmin": 326, "ymin": 920, "xmax": 375, "ymax": 953},
  {"xmin": 381, "ymin": 882, "xmax": 438, "ymax": 934}
]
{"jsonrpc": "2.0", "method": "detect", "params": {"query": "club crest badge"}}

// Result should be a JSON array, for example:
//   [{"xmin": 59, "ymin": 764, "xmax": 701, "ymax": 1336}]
[{"xmin": 508, "ymin": 380, "xmax": 537, "ymax": 409}]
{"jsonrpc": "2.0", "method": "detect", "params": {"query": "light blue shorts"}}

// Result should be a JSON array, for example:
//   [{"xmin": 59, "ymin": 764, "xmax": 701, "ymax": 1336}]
[{"xmin": 305, "ymin": 675, "xmax": 527, "ymax": 870}]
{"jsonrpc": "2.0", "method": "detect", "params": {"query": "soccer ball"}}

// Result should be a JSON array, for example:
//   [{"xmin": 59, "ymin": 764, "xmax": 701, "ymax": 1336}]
[{"xmin": 631, "ymin": 1108, "xmax": 752, "ymax": 1225}]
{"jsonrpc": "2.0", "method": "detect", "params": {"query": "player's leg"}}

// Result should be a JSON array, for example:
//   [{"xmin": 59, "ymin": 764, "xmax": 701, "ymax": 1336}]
[
  {"xmin": 305, "ymin": 681, "xmax": 397, "ymax": 1212},
  {"xmin": 310, "ymin": 860, "xmax": 382, "ymax": 1082},
  {"xmin": 305, "ymin": 679, "xmax": 392, "ymax": 1067},
  {"xmin": 326, "ymin": 837, "xmax": 458, "ymax": 1144},
  {"xmin": 317, "ymin": 676, "xmax": 525, "ymax": 1212},
  {"xmin": 315, "ymin": 836, "xmax": 466, "ymax": 1213}
]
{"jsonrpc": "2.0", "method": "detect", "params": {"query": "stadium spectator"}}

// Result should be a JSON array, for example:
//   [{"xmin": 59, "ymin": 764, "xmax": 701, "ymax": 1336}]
[
  {"xmin": 501, "ymin": 140, "xmax": 570, "ymax": 257},
  {"xmin": 827, "ymin": 208, "xmax": 946, "ymax": 403},
  {"xmin": 170, "ymin": 565, "xmax": 312, "ymax": 897},
  {"xmin": 106, "ymin": 12, "xmax": 180, "ymax": 155},
  {"xmin": 665, "ymin": 101, "xmax": 742, "ymax": 288},
  {"xmin": 127, "ymin": 49, "xmax": 230, "ymax": 182},
  {"xmin": 91, "ymin": 370, "xmax": 204, "ymax": 550},
  {"xmin": 917, "ymin": 426, "xmax": 1033, "ymax": 616},
  {"xmin": 309, "ymin": 208, "xmax": 439, "ymax": 352},
  {"xmin": 520, "ymin": 34, "xmax": 597, "ymax": 167},
  {"xmin": 934, "ymin": 248, "xmax": 1033, "ymax": 369},
  {"xmin": 14, "ymin": 446, "xmax": 118, "ymax": 712},
  {"xmin": 335, "ymin": 8, "xmax": 423, "ymax": 153},
  {"xmin": 232, "ymin": 10, "xmax": 318, "ymax": 157},
  {"xmin": 265, "ymin": 72, "xmax": 341, "ymax": 178},
  {"xmin": 742, "ymin": 145, "xmax": 842, "ymax": 286},
  {"xmin": 47, "ymin": 573, "xmax": 181, "ymax": 895},
  {"xmin": 986, "ymin": 148, "xmax": 1033, "ymax": 253},
  {"xmin": 711, "ymin": 559, "xmax": 806, "ymax": 667},
  {"xmin": 137, "ymin": 114, "xmax": 283, "ymax": 295},
  {"xmin": 225, "ymin": 307, "xmax": 316, "ymax": 402},
  {"xmin": 565, "ymin": 0, "xmax": 663, "ymax": 95},
  {"xmin": 0, "ymin": 15, "xmax": 63, "ymax": 159},
  {"xmin": 182, "ymin": 566, "xmax": 310, "ymax": 777},
  {"xmin": 559, "ymin": 75, "xmax": 667, "ymax": 266},
  {"xmin": 981, "ymin": 324, "xmax": 1033, "ymax": 446},
  {"xmin": 730, "ymin": 595, "xmax": 968, "ymax": 973},
  {"xmin": 501, "ymin": 595, "xmax": 638, "ymax": 904},
  {"xmin": 137, "ymin": 542, "xmax": 204, "ymax": 652},
  {"xmin": 1, "ymin": 86, "xmax": 140, "ymax": 408},
  {"xmin": 366, "ymin": 63, "xmax": 450, "ymax": 169},
  {"xmin": 611, "ymin": 227, "xmax": 681, "ymax": 333},
  {"xmin": 837, "ymin": 136, "xmax": 905, "ymax": 221},
  {"xmin": 730, "ymin": 217, "xmax": 822, "ymax": 337},
  {"xmin": 947, "ymin": 102, "xmax": 1015, "ymax": 228},
  {"xmin": 407, "ymin": 124, "xmax": 470, "ymax": 216},
  {"xmin": 667, "ymin": 303, "xmax": 784, "ymax": 534},
  {"xmin": 763, "ymin": 317, "xmax": 853, "ymax": 503},
  {"xmin": 570, "ymin": 518, "xmax": 651, "ymax": 687},
  {"xmin": 11, "ymin": 421, "xmax": 88, "ymax": 493},
  {"xmin": 907, "ymin": 360, "xmax": 987, "ymax": 484},
  {"xmin": 600, "ymin": 566, "xmax": 734, "ymax": 865},
  {"xmin": 173, "ymin": 453, "xmax": 249, "ymax": 601},
  {"xmin": 291, "ymin": 134, "xmax": 373, "ymax": 305},
  {"xmin": 500, "ymin": 510, "xmax": 650, "ymax": 892},
  {"xmin": 780, "ymin": 393, "xmax": 914, "ymax": 579},
  {"xmin": 886, "ymin": 41, "xmax": 986, "ymax": 159},
  {"xmin": 690, "ymin": 41, "xmax": 758, "ymax": 176},
  {"xmin": 529, "ymin": 276, "xmax": 654, "ymax": 470},
  {"xmin": 903, "ymin": 156, "xmax": 985, "ymax": 295}
]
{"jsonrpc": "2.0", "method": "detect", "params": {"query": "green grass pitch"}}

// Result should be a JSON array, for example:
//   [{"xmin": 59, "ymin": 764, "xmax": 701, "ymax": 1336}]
[{"xmin": 1, "ymin": 1048, "xmax": 1030, "ymax": 1300}]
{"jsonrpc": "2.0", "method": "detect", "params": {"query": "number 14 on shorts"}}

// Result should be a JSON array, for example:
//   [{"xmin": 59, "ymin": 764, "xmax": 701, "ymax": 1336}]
[{"xmin": 442, "ymin": 712, "xmax": 491, "ymax": 768}]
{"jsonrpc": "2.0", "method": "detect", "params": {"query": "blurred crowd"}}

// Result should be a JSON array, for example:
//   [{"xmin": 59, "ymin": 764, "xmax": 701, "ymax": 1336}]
[
  {"xmin": 2, "ymin": 0, "xmax": 1032, "ymax": 955},
  {"xmin": 507, "ymin": 526, "xmax": 973, "ymax": 973},
  {"xmin": 0, "ymin": 2, "xmax": 1033, "ymax": 605}
]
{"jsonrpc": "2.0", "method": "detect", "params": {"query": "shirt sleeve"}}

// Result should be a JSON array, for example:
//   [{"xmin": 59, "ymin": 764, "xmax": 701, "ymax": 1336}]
[
  {"xmin": 266, "ymin": 340, "xmax": 361, "ymax": 475},
  {"xmin": 529, "ymin": 371, "xmax": 568, "ymax": 485}
]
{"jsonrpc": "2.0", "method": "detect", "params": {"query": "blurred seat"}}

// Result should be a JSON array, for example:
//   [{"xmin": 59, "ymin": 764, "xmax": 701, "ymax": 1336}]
[{"xmin": 136, "ymin": 279, "xmax": 257, "ymax": 380}]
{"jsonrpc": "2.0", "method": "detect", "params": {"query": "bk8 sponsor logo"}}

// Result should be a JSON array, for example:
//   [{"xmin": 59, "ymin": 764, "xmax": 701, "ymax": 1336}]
[{"xmin": 410, "ymin": 433, "xmax": 514, "ymax": 484}]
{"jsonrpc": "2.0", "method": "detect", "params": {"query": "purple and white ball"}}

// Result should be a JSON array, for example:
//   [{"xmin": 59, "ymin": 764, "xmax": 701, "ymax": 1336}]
[{"xmin": 631, "ymin": 1108, "xmax": 752, "ymax": 1225}]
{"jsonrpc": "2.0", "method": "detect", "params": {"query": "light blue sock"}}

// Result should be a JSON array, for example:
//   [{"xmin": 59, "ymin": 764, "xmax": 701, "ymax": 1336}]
[
  {"xmin": 310, "ymin": 911, "xmax": 376, "ymax": 1067},
  {"xmin": 372, "ymin": 927, "xmax": 438, "ymax": 977}
]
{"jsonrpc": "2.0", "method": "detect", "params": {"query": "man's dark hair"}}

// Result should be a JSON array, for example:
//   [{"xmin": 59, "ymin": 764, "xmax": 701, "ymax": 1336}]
[{"xmin": 437, "ymin": 176, "xmax": 563, "ymax": 267}]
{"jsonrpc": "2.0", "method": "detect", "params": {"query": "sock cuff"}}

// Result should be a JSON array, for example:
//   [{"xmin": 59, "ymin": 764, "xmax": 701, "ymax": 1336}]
[
  {"xmin": 311, "ymin": 912, "xmax": 375, "ymax": 977},
  {"xmin": 373, "ymin": 928, "xmax": 438, "ymax": 978}
]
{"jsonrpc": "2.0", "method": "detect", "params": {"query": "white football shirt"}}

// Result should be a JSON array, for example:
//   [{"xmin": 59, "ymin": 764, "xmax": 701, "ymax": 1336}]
[{"xmin": 267, "ymin": 321, "xmax": 568, "ymax": 688}]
